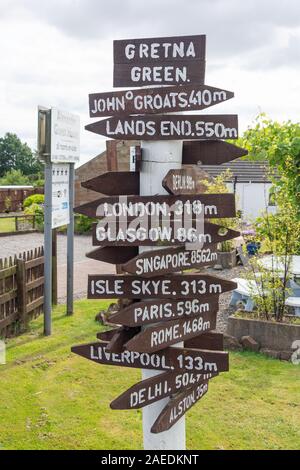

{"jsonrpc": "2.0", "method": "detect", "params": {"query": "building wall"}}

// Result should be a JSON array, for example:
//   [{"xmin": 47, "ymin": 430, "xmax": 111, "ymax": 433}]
[
  {"xmin": 226, "ymin": 182, "xmax": 276, "ymax": 220},
  {"xmin": 75, "ymin": 140, "xmax": 138, "ymax": 207}
]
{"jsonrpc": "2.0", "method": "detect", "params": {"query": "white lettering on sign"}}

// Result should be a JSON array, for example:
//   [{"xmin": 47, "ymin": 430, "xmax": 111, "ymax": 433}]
[
  {"xmin": 169, "ymin": 383, "xmax": 208, "ymax": 424},
  {"xmin": 105, "ymin": 118, "xmax": 237, "ymax": 139},
  {"xmin": 131, "ymin": 66, "xmax": 187, "ymax": 84},
  {"xmin": 133, "ymin": 300, "xmax": 211, "ymax": 324},
  {"xmin": 172, "ymin": 174, "xmax": 195, "ymax": 192},
  {"xmin": 150, "ymin": 316, "xmax": 212, "ymax": 348},
  {"xmin": 124, "ymin": 41, "xmax": 196, "ymax": 60}
]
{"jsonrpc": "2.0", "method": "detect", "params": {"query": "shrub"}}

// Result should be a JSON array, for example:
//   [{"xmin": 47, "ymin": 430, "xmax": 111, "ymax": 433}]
[
  {"xmin": 23, "ymin": 194, "xmax": 44, "ymax": 208},
  {"xmin": 75, "ymin": 214, "xmax": 95, "ymax": 234}
]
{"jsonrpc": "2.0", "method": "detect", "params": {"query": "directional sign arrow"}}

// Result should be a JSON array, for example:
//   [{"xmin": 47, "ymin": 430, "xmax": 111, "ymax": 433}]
[
  {"xmin": 151, "ymin": 381, "xmax": 209, "ymax": 433},
  {"xmin": 182, "ymin": 140, "xmax": 248, "ymax": 165},
  {"xmin": 75, "ymin": 193, "xmax": 236, "ymax": 219},
  {"xmin": 109, "ymin": 297, "xmax": 219, "ymax": 327},
  {"xmin": 89, "ymin": 84, "xmax": 234, "ymax": 118},
  {"xmin": 92, "ymin": 221, "xmax": 239, "ymax": 247},
  {"xmin": 185, "ymin": 332, "xmax": 223, "ymax": 351},
  {"xmin": 85, "ymin": 114, "xmax": 238, "ymax": 141},
  {"xmin": 110, "ymin": 370, "xmax": 217, "ymax": 410},
  {"xmin": 162, "ymin": 167, "xmax": 207, "ymax": 195},
  {"xmin": 71, "ymin": 341, "xmax": 229, "ymax": 373},
  {"xmin": 125, "ymin": 311, "xmax": 217, "ymax": 353},
  {"xmin": 81, "ymin": 171, "xmax": 140, "ymax": 195},
  {"xmin": 88, "ymin": 274, "xmax": 237, "ymax": 299},
  {"xmin": 121, "ymin": 245, "xmax": 219, "ymax": 277},
  {"xmin": 86, "ymin": 246, "xmax": 138, "ymax": 264}
]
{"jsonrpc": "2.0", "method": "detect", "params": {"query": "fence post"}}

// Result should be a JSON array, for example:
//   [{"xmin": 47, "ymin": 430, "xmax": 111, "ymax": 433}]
[
  {"xmin": 16, "ymin": 257, "xmax": 27, "ymax": 331},
  {"xmin": 15, "ymin": 216, "xmax": 18, "ymax": 232}
]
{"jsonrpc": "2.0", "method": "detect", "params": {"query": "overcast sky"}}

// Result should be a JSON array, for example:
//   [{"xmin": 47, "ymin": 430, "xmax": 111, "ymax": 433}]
[{"xmin": 0, "ymin": 0, "xmax": 299, "ymax": 165}]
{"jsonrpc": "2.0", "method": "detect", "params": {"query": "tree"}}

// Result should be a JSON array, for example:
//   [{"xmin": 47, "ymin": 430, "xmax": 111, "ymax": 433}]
[
  {"xmin": 0, "ymin": 133, "xmax": 43, "ymax": 177},
  {"xmin": 0, "ymin": 169, "xmax": 31, "ymax": 185}
]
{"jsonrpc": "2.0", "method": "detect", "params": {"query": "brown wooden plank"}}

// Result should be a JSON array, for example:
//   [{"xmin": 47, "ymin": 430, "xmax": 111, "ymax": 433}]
[
  {"xmin": 125, "ymin": 311, "xmax": 217, "ymax": 353},
  {"xmin": 24, "ymin": 256, "xmax": 44, "ymax": 270},
  {"xmin": 105, "ymin": 327, "xmax": 140, "ymax": 354},
  {"xmin": 106, "ymin": 140, "xmax": 118, "ymax": 171},
  {"xmin": 26, "ymin": 276, "xmax": 44, "ymax": 292},
  {"xmin": 75, "ymin": 193, "xmax": 236, "ymax": 219},
  {"xmin": 0, "ymin": 266, "xmax": 17, "ymax": 280},
  {"xmin": 185, "ymin": 331, "xmax": 223, "ymax": 351},
  {"xmin": 26, "ymin": 297, "xmax": 43, "ymax": 314},
  {"xmin": 151, "ymin": 381, "xmax": 209, "ymax": 433},
  {"xmin": 182, "ymin": 140, "xmax": 248, "ymax": 165},
  {"xmin": 85, "ymin": 114, "xmax": 238, "ymax": 141},
  {"xmin": 81, "ymin": 172, "xmax": 139, "ymax": 195},
  {"xmin": 71, "ymin": 341, "xmax": 229, "ymax": 373},
  {"xmin": 89, "ymin": 84, "xmax": 233, "ymax": 118},
  {"xmin": 110, "ymin": 370, "xmax": 217, "ymax": 410},
  {"xmin": 0, "ymin": 289, "xmax": 17, "ymax": 304},
  {"xmin": 88, "ymin": 274, "xmax": 237, "ymax": 299},
  {"xmin": 0, "ymin": 311, "xmax": 18, "ymax": 329},
  {"xmin": 121, "ymin": 245, "xmax": 218, "ymax": 277},
  {"xmin": 92, "ymin": 221, "xmax": 239, "ymax": 247},
  {"xmin": 162, "ymin": 167, "xmax": 207, "ymax": 195},
  {"xmin": 114, "ymin": 35, "xmax": 206, "ymax": 64},
  {"xmin": 86, "ymin": 246, "xmax": 138, "ymax": 264},
  {"xmin": 109, "ymin": 297, "xmax": 219, "ymax": 327}
]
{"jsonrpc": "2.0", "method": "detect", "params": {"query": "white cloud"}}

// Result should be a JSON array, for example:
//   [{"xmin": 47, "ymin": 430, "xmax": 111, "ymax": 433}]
[{"xmin": 0, "ymin": 0, "xmax": 299, "ymax": 165}]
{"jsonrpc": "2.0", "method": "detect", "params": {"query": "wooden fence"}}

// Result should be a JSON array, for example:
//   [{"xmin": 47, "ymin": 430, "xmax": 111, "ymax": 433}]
[
  {"xmin": 0, "ymin": 187, "xmax": 43, "ymax": 213},
  {"xmin": 0, "ymin": 247, "xmax": 44, "ymax": 338}
]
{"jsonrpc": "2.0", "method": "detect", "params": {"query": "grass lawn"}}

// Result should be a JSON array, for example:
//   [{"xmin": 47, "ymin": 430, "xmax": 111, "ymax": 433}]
[
  {"xmin": 0, "ymin": 299, "xmax": 299, "ymax": 450},
  {"xmin": 0, "ymin": 217, "xmax": 15, "ymax": 233}
]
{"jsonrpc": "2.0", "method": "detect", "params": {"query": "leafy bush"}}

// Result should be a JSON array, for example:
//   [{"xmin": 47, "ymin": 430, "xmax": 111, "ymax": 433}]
[
  {"xmin": 23, "ymin": 194, "xmax": 44, "ymax": 208},
  {"xmin": 75, "ymin": 214, "xmax": 95, "ymax": 234},
  {"xmin": 0, "ymin": 169, "xmax": 31, "ymax": 185}
]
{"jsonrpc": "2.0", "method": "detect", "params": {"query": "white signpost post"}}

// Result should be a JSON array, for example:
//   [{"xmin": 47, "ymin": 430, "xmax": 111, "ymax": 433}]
[{"xmin": 38, "ymin": 107, "xmax": 80, "ymax": 335}]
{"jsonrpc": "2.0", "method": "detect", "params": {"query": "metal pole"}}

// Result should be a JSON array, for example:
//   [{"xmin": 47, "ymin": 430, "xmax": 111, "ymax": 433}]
[
  {"xmin": 44, "ymin": 159, "xmax": 52, "ymax": 336},
  {"xmin": 67, "ymin": 163, "xmax": 75, "ymax": 315},
  {"xmin": 140, "ymin": 140, "xmax": 185, "ymax": 450}
]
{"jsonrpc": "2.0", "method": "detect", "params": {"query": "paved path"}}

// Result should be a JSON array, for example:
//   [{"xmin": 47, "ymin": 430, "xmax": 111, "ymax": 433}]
[{"xmin": 0, "ymin": 232, "xmax": 115, "ymax": 303}]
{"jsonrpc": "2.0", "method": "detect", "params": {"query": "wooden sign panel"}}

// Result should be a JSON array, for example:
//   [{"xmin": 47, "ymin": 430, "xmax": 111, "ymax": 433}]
[
  {"xmin": 81, "ymin": 172, "xmax": 139, "ymax": 195},
  {"xmin": 125, "ymin": 311, "xmax": 217, "ymax": 353},
  {"xmin": 121, "ymin": 245, "xmax": 218, "ymax": 277},
  {"xmin": 89, "ymin": 84, "xmax": 233, "ymax": 118},
  {"xmin": 151, "ymin": 381, "xmax": 209, "ymax": 433},
  {"xmin": 110, "ymin": 370, "xmax": 217, "ymax": 410},
  {"xmin": 162, "ymin": 167, "xmax": 206, "ymax": 195},
  {"xmin": 71, "ymin": 341, "xmax": 229, "ymax": 373},
  {"xmin": 88, "ymin": 274, "xmax": 237, "ymax": 299},
  {"xmin": 185, "ymin": 332, "xmax": 224, "ymax": 351},
  {"xmin": 109, "ymin": 297, "xmax": 219, "ymax": 327},
  {"xmin": 113, "ymin": 35, "xmax": 206, "ymax": 87},
  {"xmin": 85, "ymin": 115, "xmax": 238, "ymax": 141},
  {"xmin": 182, "ymin": 140, "xmax": 248, "ymax": 165},
  {"xmin": 92, "ymin": 221, "xmax": 239, "ymax": 247},
  {"xmin": 75, "ymin": 193, "xmax": 236, "ymax": 219},
  {"xmin": 86, "ymin": 246, "xmax": 138, "ymax": 264}
]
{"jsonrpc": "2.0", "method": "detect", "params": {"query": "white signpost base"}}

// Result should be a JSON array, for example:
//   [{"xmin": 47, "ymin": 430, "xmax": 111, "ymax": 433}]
[{"xmin": 140, "ymin": 140, "xmax": 186, "ymax": 450}]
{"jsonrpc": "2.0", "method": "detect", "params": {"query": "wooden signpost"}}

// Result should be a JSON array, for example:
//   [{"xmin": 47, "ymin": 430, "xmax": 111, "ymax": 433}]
[
  {"xmin": 72, "ymin": 33, "xmax": 244, "ymax": 446},
  {"xmin": 75, "ymin": 192, "xmax": 236, "ymax": 219},
  {"xmin": 151, "ymin": 381, "xmax": 209, "ymax": 433},
  {"xmin": 113, "ymin": 35, "xmax": 206, "ymax": 87},
  {"xmin": 71, "ymin": 341, "xmax": 229, "ymax": 373},
  {"xmin": 109, "ymin": 297, "xmax": 220, "ymax": 326},
  {"xmin": 110, "ymin": 370, "xmax": 217, "ymax": 410},
  {"xmin": 89, "ymin": 84, "xmax": 233, "ymax": 117},
  {"xmin": 88, "ymin": 274, "xmax": 237, "ymax": 299},
  {"xmin": 85, "ymin": 114, "xmax": 238, "ymax": 141},
  {"xmin": 92, "ymin": 221, "xmax": 239, "ymax": 247},
  {"xmin": 121, "ymin": 245, "xmax": 219, "ymax": 277},
  {"xmin": 125, "ymin": 311, "xmax": 217, "ymax": 352}
]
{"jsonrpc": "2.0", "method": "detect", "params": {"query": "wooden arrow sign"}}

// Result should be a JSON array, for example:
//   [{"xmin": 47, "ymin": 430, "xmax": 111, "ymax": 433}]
[
  {"xmin": 85, "ymin": 115, "xmax": 238, "ymax": 141},
  {"xmin": 89, "ymin": 84, "xmax": 233, "ymax": 118},
  {"xmin": 113, "ymin": 35, "xmax": 206, "ymax": 87},
  {"xmin": 162, "ymin": 167, "xmax": 207, "ymax": 195},
  {"xmin": 110, "ymin": 370, "xmax": 217, "ymax": 410},
  {"xmin": 182, "ymin": 140, "xmax": 248, "ymax": 165},
  {"xmin": 81, "ymin": 172, "xmax": 139, "ymax": 195},
  {"xmin": 121, "ymin": 245, "xmax": 218, "ymax": 277},
  {"xmin": 86, "ymin": 246, "xmax": 138, "ymax": 264},
  {"xmin": 125, "ymin": 311, "xmax": 217, "ymax": 353},
  {"xmin": 88, "ymin": 274, "xmax": 237, "ymax": 299},
  {"xmin": 151, "ymin": 381, "xmax": 209, "ymax": 433},
  {"xmin": 92, "ymin": 221, "xmax": 239, "ymax": 247},
  {"xmin": 75, "ymin": 193, "xmax": 236, "ymax": 219},
  {"xmin": 109, "ymin": 297, "xmax": 219, "ymax": 327},
  {"xmin": 71, "ymin": 341, "xmax": 229, "ymax": 373},
  {"xmin": 185, "ymin": 332, "xmax": 223, "ymax": 351},
  {"xmin": 105, "ymin": 327, "xmax": 140, "ymax": 354}
]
